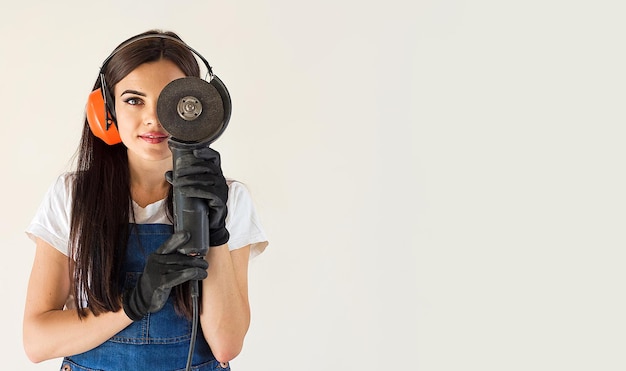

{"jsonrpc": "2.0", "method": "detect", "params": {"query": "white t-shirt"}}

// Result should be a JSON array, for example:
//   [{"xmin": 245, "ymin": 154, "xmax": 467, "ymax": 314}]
[{"xmin": 26, "ymin": 172, "xmax": 268, "ymax": 259}]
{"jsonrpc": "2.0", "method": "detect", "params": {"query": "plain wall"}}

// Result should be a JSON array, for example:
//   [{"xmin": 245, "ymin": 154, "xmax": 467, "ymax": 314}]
[{"xmin": 1, "ymin": 0, "xmax": 625, "ymax": 370}]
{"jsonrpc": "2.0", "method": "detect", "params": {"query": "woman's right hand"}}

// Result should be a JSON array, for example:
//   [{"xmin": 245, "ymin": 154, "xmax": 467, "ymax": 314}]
[{"xmin": 122, "ymin": 231, "xmax": 209, "ymax": 321}]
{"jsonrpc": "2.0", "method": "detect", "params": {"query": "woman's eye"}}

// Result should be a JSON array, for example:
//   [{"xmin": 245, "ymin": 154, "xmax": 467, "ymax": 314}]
[{"xmin": 124, "ymin": 97, "xmax": 143, "ymax": 105}]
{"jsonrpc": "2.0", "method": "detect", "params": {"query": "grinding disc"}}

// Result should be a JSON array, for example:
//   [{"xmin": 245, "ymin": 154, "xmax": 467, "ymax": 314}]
[{"xmin": 157, "ymin": 77, "xmax": 225, "ymax": 143}]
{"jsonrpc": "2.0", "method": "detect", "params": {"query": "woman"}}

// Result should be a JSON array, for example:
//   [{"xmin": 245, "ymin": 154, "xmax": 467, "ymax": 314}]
[{"xmin": 23, "ymin": 30, "xmax": 268, "ymax": 371}]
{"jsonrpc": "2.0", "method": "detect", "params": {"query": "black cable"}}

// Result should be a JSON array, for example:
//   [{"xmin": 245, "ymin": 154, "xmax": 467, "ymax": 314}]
[{"xmin": 185, "ymin": 280, "xmax": 200, "ymax": 371}]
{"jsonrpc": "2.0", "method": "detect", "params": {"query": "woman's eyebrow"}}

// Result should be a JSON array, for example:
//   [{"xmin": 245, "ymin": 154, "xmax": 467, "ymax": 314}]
[{"xmin": 120, "ymin": 89, "xmax": 146, "ymax": 97}]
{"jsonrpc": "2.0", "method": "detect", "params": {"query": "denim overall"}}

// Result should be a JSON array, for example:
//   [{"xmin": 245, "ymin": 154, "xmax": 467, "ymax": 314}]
[{"xmin": 60, "ymin": 224, "xmax": 229, "ymax": 371}]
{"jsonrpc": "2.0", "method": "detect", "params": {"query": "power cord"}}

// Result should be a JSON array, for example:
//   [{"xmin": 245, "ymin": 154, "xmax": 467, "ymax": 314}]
[{"xmin": 185, "ymin": 280, "xmax": 201, "ymax": 371}]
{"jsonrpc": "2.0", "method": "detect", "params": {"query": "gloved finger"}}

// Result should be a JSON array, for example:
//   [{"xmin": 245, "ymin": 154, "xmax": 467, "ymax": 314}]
[
  {"xmin": 175, "ymin": 154, "xmax": 221, "ymax": 172},
  {"xmin": 179, "ymin": 256, "xmax": 209, "ymax": 270},
  {"xmin": 153, "ymin": 255, "xmax": 209, "ymax": 270},
  {"xmin": 177, "ymin": 187, "xmax": 226, "ymax": 205},
  {"xmin": 172, "ymin": 174, "xmax": 220, "ymax": 187},
  {"xmin": 155, "ymin": 231, "xmax": 190, "ymax": 255},
  {"xmin": 161, "ymin": 267, "xmax": 208, "ymax": 287},
  {"xmin": 193, "ymin": 147, "xmax": 221, "ymax": 165},
  {"xmin": 175, "ymin": 153, "xmax": 207, "ymax": 169},
  {"xmin": 174, "ymin": 163, "xmax": 218, "ymax": 178}
]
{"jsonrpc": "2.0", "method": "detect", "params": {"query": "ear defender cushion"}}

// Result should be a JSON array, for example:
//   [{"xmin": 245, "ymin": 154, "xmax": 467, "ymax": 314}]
[{"xmin": 86, "ymin": 89, "xmax": 122, "ymax": 145}]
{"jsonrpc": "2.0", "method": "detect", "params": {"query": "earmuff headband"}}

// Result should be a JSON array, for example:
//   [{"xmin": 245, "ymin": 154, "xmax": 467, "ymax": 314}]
[{"xmin": 100, "ymin": 34, "xmax": 215, "ymax": 80}]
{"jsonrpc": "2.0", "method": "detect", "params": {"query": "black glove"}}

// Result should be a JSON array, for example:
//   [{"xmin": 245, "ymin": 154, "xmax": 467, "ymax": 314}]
[
  {"xmin": 122, "ymin": 231, "xmax": 209, "ymax": 321},
  {"xmin": 166, "ymin": 147, "xmax": 229, "ymax": 247}
]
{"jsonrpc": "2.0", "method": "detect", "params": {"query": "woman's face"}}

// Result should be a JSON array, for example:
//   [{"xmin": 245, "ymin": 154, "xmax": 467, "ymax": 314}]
[{"xmin": 113, "ymin": 59, "xmax": 186, "ymax": 163}]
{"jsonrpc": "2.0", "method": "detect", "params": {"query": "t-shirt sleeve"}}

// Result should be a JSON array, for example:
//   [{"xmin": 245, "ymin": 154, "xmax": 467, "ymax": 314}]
[
  {"xmin": 225, "ymin": 181, "xmax": 269, "ymax": 259},
  {"xmin": 25, "ymin": 173, "xmax": 73, "ymax": 257}
]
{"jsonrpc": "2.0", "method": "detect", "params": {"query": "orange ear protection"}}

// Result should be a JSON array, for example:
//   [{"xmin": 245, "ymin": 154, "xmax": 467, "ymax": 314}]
[
  {"xmin": 85, "ymin": 34, "xmax": 231, "ymax": 146},
  {"xmin": 86, "ymin": 88, "xmax": 120, "ymax": 145}
]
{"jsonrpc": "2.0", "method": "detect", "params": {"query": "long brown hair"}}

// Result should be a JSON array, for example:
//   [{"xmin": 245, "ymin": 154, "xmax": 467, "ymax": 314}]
[{"xmin": 69, "ymin": 30, "xmax": 201, "ymax": 319}]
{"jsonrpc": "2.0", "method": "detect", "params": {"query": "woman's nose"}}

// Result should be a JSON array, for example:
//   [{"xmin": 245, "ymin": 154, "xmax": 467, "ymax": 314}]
[{"xmin": 143, "ymin": 103, "xmax": 162, "ymax": 127}]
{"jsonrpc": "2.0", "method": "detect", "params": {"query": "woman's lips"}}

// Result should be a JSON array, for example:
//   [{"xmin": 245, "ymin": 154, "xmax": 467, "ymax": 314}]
[{"xmin": 139, "ymin": 132, "xmax": 169, "ymax": 144}]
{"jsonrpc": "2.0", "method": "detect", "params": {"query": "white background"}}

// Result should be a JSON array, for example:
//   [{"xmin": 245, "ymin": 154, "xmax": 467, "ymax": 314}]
[{"xmin": 1, "ymin": 0, "xmax": 625, "ymax": 370}]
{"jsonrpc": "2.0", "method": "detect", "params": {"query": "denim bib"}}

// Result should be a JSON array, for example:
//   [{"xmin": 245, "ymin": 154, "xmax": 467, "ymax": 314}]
[{"xmin": 61, "ymin": 224, "xmax": 229, "ymax": 371}]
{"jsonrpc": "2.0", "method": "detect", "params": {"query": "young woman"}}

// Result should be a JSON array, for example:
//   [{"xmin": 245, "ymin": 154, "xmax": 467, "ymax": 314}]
[{"xmin": 23, "ymin": 30, "xmax": 268, "ymax": 371}]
